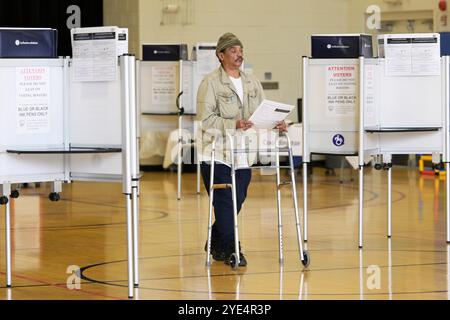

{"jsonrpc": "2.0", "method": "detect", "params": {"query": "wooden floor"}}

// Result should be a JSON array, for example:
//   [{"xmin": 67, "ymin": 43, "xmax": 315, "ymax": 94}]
[{"xmin": 0, "ymin": 167, "xmax": 449, "ymax": 300}]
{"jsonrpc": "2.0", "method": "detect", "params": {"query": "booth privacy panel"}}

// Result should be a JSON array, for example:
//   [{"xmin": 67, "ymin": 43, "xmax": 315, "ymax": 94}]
[
  {"xmin": 0, "ymin": 154, "xmax": 64, "ymax": 183},
  {"xmin": 305, "ymin": 59, "xmax": 360, "ymax": 155},
  {"xmin": 138, "ymin": 61, "xmax": 180, "ymax": 114},
  {"xmin": 366, "ymin": 59, "xmax": 443, "ymax": 129},
  {"xmin": 69, "ymin": 153, "xmax": 122, "ymax": 176},
  {"xmin": 69, "ymin": 67, "xmax": 122, "ymax": 146},
  {"xmin": 307, "ymin": 59, "xmax": 360, "ymax": 132}
]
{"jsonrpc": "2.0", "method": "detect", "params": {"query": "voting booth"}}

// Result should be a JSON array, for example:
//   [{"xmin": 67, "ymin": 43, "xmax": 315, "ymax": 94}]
[
  {"xmin": 138, "ymin": 43, "xmax": 218, "ymax": 200},
  {"xmin": 0, "ymin": 52, "xmax": 140, "ymax": 298},
  {"xmin": 302, "ymin": 57, "xmax": 363, "ymax": 245},
  {"xmin": 303, "ymin": 33, "xmax": 450, "ymax": 248}
]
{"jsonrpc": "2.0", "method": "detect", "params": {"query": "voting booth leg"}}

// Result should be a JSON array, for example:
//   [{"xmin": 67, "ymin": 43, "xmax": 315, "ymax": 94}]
[
  {"xmin": 6, "ymin": 198, "xmax": 11, "ymax": 287},
  {"xmin": 387, "ymin": 167, "xmax": 393, "ymax": 238},
  {"xmin": 177, "ymin": 118, "xmax": 183, "ymax": 201},
  {"xmin": 126, "ymin": 194, "xmax": 134, "ymax": 298},
  {"xmin": 132, "ymin": 187, "xmax": 139, "ymax": 287},
  {"xmin": 120, "ymin": 54, "xmax": 139, "ymax": 298},
  {"xmin": 275, "ymin": 149, "xmax": 284, "ymax": 264},
  {"xmin": 1, "ymin": 184, "xmax": 12, "ymax": 287},
  {"xmin": 303, "ymin": 163, "xmax": 309, "ymax": 242},
  {"xmin": 359, "ymin": 167, "xmax": 364, "ymax": 249},
  {"xmin": 197, "ymin": 159, "xmax": 201, "ymax": 195},
  {"xmin": 447, "ymin": 163, "xmax": 450, "ymax": 243}
]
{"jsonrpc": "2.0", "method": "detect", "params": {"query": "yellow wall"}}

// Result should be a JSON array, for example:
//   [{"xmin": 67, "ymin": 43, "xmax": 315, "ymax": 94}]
[
  {"xmin": 103, "ymin": 0, "xmax": 140, "ymax": 56},
  {"xmin": 103, "ymin": 0, "xmax": 445, "ymax": 112}
]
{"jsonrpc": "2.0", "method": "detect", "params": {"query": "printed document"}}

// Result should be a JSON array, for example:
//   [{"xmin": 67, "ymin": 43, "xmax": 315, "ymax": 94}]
[{"xmin": 249, "ymin": 99, "xmax": 295, "ymax": 129}]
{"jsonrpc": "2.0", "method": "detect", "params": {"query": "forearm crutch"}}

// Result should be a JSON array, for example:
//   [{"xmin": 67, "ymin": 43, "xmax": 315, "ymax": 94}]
[{"xmin": 205, "ymin": 134, "xmax": 241, "ymax": 269}]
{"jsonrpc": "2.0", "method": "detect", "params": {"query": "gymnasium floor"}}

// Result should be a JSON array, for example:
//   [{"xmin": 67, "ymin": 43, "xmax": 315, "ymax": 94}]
[{"xmin": 0, "ymin": 167, "xmax": 449, "ymax": 300}]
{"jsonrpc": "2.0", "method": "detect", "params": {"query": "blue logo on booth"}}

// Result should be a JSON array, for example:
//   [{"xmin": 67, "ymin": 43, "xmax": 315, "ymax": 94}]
[{"xmin": 333, "ymin": 134, "xmax": 345, "ymax": 147}]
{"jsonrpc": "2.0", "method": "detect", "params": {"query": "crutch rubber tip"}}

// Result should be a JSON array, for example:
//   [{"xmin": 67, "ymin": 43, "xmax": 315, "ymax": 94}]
[
  {"xmin": 359, "ymin": 246, "xmax": 363, "ymax": 249},
  {"xmin": 134, "ymin": 284, "xmax": 139, "ymax": 288},
  {"xmin": 388, "ymin": 236, "xmax": 392, "ymax": 239},
  {"xmin": 6, "ymin": 285, "xmax": 11, "ymax": 288}
]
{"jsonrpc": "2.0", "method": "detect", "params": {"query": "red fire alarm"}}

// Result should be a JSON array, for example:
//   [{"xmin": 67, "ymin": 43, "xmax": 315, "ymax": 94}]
[{"xmin": 440, "ymin": 0, "xmax": 447, "ymax": 11}]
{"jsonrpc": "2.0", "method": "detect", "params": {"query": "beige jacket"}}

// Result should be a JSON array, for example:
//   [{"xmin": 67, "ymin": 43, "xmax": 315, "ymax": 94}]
[{"xmin": 197, "ymin": 66, "xmax": 265, "ymax": 166}]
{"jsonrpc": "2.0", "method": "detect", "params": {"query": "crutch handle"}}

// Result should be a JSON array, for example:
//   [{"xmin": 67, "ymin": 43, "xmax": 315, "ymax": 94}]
[{"xmin": 212, "ymin": 184, "xmax": 232, "ymax": 190}]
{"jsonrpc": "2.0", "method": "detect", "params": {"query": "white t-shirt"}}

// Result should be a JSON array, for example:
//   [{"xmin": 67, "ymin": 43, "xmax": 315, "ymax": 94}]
[{"xmin": 229, "ymin": 76, "xmax": 244, "ymax": 104}]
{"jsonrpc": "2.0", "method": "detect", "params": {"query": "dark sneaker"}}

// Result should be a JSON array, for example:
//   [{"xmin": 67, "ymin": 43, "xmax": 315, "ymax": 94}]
[
  {"xmin": 224, "ymin": 242, "xmax": 247, "ymax": 267},
  {"xmin": 204, "ymin": 241, "xmax": 226, "ymax": 262}
]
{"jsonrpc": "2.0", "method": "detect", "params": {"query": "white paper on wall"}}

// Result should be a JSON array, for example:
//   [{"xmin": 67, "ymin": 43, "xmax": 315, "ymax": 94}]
[
  {"xmin": 16, "ymin": 67, "xmax": 50, "ymax": 134},
  {"xmin": 196, "ymin": 43, "xmax": 219, "ymax": 77},
  {"xmin": 325, "ymin": 65, "xmax": 357, "ymax": 118},
  {"xmin": 151, "ymin": 65, "xmax": 177, "ymax": 106}
]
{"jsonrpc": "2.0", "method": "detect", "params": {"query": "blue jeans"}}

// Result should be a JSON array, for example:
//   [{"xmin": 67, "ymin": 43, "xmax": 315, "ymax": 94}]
[{"xmin": 201, "ymin": 162, "xmax": 252, "ymax": 247}]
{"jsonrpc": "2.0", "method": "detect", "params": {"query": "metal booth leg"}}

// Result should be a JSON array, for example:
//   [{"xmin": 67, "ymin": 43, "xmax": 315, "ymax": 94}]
[
  {"xmin": 132, "ymin": 186, "xmax": 139, "ymax": 287},
  {"xmin": 125, "ymin": 193, "xmax": 134, "ymax": 298},
  {"xmin": 1, "ymin": 184, "xmax": 12, "ymax": 288},
  {"xmin": 447, "ymin": 163, "xmax": 450, "ymax": 244},
  {"xmin": 387, "ymin": 165, "xmax": 392, "ymax": 238},
  {"xmin": 359, "ymin": 166, "xmax": 364, "ymax": 249},
  {"xmin": 177, "ymin": 120, "xmax": 183, "ymax": 201},
  {"xmin": 197, "ymin": 156, "xmax": 201, "ymax": 195}
]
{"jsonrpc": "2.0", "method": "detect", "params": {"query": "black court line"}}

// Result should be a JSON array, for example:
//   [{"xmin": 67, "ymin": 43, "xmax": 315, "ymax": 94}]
[
  {"xmin": 78, "ymin": 249, "xmax": 449, "ymax": 297},
  {"xmin": 0, "ymin": 197, "xmax": 169, "ymax": 231}
]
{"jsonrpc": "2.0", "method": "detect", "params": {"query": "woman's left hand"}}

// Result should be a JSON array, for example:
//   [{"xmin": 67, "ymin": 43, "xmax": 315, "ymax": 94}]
[{"xmin": 275, "ymin": 121, "xmax": 288, "ymax": 133}]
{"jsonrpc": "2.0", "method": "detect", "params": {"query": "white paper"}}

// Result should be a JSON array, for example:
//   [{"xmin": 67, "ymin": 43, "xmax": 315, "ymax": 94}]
[
  {"xmin": 117, "ymin": 28, "xmax": 129, "ymax": 56},
  {"xmin": 181, "ymin": 61, "xmax": 194, "ymax": 114},
  {"xmin": 151, "ymin": 66, "xmax": 177, "ymax": 106},
  {"xmin": 326, "ymin": 65, "xmax": 357, "ymax": 118},
  {"xmin": 196, "ymin": 43, "xmax": 219, "ymax": 76},
  {"xmin": 71, "ymin": 27, "xmax": 128, "ymax": 82},
  {"xmin": 16, "ymin": 67, "xmax": 50, "ymax": 134},
  {"xmin": 385, "ymin": 42, "xmax": 412, "ymax": 76},
  {"xmin": 364, "ymin": 64, "xmax": 376, "ymax": 120},
  {"xmin": 381, "ymin": 34, "xmax": 441, "ymax": 77},
  {"xmin": 248, "ymin": 99, "xmax": 294, "ymax": 129},
  {"xmin": 411, "ymin": 41, "xmax": 440, "ymax": 75}
]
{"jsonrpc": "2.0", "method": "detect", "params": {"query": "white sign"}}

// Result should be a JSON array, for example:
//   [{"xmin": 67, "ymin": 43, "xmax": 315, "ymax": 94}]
[
  {"xmin": 16, "ymin": 67, "xmax": 50, "ymax": 134},
  {"xmin": 380, "ymin": 34, "xmax": 441, "ymax": 76},
  {"xmin": 151, "ymin": 66, "xmax": 177, "ymax": 106},
  {"xmin": 365, "ymin": 64, "xmax": 376, "ymax": 120},
  {"xmin": 197, "ymin": 43, "xmax": 219, "ymax": 77},
  {"xmin": 326, "ymin": 65, "xmax": 357, "ymax": 118},
  {"xmin": 181, "ymin": 62, "xmax": 194, "ymax": 114},
  {"xmin": 71, "ymin": 27, "xmax": 129, "ymax": 82}
]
